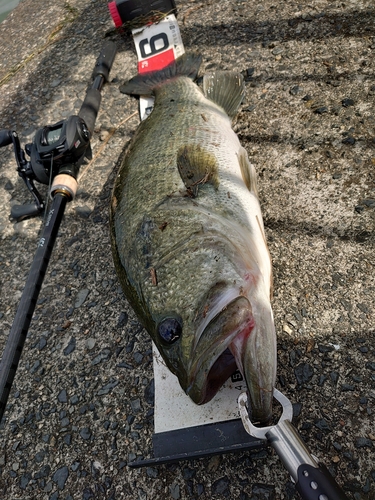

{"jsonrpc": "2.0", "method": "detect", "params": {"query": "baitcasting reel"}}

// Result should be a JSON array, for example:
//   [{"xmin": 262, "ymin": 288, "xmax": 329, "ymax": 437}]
[
  {"xmin": 0, "ymin": 40, "xmax": 117, "ymax": 222},
  {"xmin": 0, "ymin": 116, "xmax": 91, "ymax": 222}
]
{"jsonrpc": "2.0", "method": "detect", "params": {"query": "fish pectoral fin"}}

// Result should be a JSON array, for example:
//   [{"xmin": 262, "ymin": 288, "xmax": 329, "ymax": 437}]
[
  {"xmin": 237, "ymin": 147, "xmax": 259, "ymax": 196},
  {"xmin": 203, "ymin": 72, "xmax": 245, "ymax": 118},
  {"xmin": 177, "ymin": 145, "xmax": 219, "ymax": 197}
]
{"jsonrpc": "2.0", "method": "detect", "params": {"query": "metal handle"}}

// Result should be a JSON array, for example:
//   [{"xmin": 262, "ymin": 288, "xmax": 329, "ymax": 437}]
[
  {"xmin": 238, "ymin": 392, "xmax": 349, "ymax": 500},
  {"xmin": 266, "ymin": 419, "xmax": 317, "ymax": 481},
  {"xmin": 266, "ymin": 420, "xmax": 348, "ymax": 500}
]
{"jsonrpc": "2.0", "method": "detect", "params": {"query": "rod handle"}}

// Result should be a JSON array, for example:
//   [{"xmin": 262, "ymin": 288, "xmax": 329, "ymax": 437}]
[
  {"xmin": 92, "ymin": 40, "xmax": 117, "ymax": 82},
  {"xmin": 78, "ymin": 88, "xmax": 102, "ymax": 136},
  {"xmin": 79, "ymin": 42, "xmax": 117, "ymax": 135}
]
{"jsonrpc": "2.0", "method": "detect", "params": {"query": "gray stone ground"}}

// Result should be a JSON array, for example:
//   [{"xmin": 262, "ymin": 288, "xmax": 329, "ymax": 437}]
[{"xmin": 0, "ymin": 0, "xmax": 374, "ymax": 498}]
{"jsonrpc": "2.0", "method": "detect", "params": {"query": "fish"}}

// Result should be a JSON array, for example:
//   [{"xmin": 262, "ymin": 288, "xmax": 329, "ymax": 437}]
[{"xmin": 110, "ymin": 54, "xmax": 276, "ymax": 423}]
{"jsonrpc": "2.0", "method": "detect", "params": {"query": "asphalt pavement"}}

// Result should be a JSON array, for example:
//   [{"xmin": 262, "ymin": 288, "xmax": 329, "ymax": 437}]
[{"xmin": 0, "ymin": 0, "xmax": 374, "ymax": 498}]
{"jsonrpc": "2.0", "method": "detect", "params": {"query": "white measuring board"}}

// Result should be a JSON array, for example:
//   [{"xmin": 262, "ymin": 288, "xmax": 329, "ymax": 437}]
[
  {"xmin": 153, "ymin": 343, "xmax": 247, "ymax": 434},
  {"xmin": 132, "ymin": 14, "xmax": 185, "ymax": 120}
]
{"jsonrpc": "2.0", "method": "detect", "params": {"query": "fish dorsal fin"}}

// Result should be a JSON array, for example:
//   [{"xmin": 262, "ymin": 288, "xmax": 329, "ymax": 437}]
[
  {"xmin": 203, "ymin": 72, "xmax": 245, "ymax": 118},
  {"xmin": 177, "ymin": 144, "xmax": 219, "ymax": 197},
  {"xmin": 237, "ymin": 147, "xmax": 258, "ymax": 196},
  {"xmin": 119, "ymin": 53, "xmax": 202, "ymax": 97}
]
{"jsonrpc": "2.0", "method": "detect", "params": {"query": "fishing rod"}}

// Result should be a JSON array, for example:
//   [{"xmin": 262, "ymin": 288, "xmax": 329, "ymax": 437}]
[{"xmin": 0, "ymin": 41, "xmax": 117, "ymax": 424}]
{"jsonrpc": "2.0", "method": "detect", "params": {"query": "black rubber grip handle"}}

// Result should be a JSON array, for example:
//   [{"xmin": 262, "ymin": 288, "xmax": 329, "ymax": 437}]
[
  {"xmin": 79, "ymin": 42, "xmax": 117, "ymax": 134},
  {"xmin": 78, "ymin": 88, "xmax": 101, "ymax": 136},
  {"xmin": 296, "ymin": 463, "xmax": 349, "ymax": 500},
  {"xmin": 0, "ymin": 129, "xmax": 13, "ymax": 148},
  {"xmin": 92, "ymin": 41, "xmax": 117, "ymax": 82}
]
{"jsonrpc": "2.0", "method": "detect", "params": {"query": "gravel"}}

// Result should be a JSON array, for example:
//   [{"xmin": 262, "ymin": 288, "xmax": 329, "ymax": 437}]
[{"xmin": 0, "ymin": 0, "xmax": 374, "ymax": 498}]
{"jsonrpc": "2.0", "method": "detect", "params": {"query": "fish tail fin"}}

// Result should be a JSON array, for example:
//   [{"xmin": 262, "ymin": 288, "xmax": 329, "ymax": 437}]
[
  {"xmin": 203, "ymin": 71, "xmax": 245, "ymax": 118},
  {"xmin": 119, "ymin": 53, "xmax": 202, "ymax": 97}
]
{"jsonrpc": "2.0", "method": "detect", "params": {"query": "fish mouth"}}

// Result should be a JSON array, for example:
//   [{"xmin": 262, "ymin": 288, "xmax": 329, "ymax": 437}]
[
  {"xmin": 186, "ymin": 294, "xmax": 276, "ymax": 424},
  {"xmin": 187, "ymin": 296, "xmax": 253, "ymax": 403}
]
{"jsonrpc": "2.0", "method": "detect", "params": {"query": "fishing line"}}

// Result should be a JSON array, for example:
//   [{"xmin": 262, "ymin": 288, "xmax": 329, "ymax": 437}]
[
  {"xmin": 43, "ymin": 153, "xmax": 55, "ymax": 225},
  {"xmin": 78, "ymin": 111, "xmax": 138, "ymax": 182}
]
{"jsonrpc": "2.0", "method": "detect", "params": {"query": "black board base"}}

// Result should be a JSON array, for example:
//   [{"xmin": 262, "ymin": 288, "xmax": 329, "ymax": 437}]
[{"xmin": 128, "ymin": 418, "xmax": 264, "ymax": 468}]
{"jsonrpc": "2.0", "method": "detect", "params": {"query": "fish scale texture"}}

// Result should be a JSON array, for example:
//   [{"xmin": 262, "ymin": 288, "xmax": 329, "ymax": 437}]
[{"xmin": 114, "ymin": 74, "xmax": 270, "ymax": 322}]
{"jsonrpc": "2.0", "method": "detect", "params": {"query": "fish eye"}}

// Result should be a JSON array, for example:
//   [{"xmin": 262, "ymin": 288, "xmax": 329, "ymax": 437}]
[{"xmin": 157, "ymin": 317, "xmax": 182, "ymax": 344}]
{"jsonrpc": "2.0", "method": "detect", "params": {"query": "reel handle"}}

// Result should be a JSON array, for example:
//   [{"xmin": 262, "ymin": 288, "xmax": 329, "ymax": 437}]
[
  {"xmin": 11, "ymin": 203, "xmax": 42, "ymax": 221},
  {"xmin": 0, "ymin": 129, "xmax": 13, "ymax": 148}
]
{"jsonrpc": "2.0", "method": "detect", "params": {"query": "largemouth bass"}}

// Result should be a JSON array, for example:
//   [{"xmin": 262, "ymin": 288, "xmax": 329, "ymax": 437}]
[{"xmin": 110, "ymin": 54, "xmax": 276, "ymax": 423}]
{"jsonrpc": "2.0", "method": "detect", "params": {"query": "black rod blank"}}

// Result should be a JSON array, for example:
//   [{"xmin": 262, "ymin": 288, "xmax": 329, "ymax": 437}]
[{"xmin": 0, "ymin": 194, "xmax": 67, "ymax": 422}]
